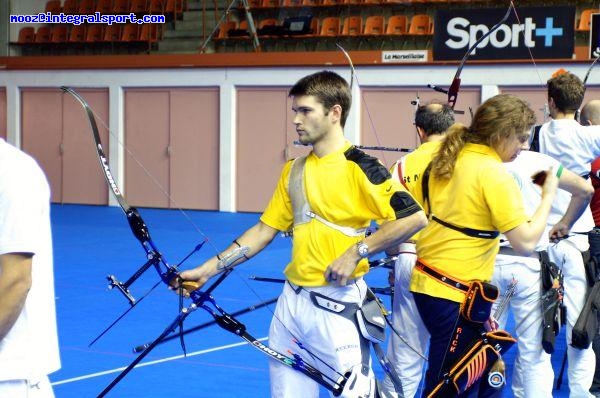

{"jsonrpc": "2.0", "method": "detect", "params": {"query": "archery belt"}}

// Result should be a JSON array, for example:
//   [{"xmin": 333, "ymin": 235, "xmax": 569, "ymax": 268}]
[
  {"xmin": 414, "ymin": 259, "xmax": 470, "ymax": 293},
  {"xmin": 539, "ymin": 250, "xmax": 566, "ymax": 354},
  {"xmin": 287, "ymin": 282, "xmax": 372, "ymax": 375},
  {"xmin": 428, "ymin": 329, "xmax": 516, "ymax": 397},
  {"xmin": 415, "ymin": 259, "xmax": 499, "ymax": 324},
  {"xmin": 288, "ymin": 281, "xmax": 404, "ymax": 397}
]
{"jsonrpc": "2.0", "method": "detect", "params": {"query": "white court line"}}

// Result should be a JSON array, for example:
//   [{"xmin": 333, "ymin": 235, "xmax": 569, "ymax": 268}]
[{"xmin": 52, "ymin": 337, "xmax": 268, "ymax": 386}]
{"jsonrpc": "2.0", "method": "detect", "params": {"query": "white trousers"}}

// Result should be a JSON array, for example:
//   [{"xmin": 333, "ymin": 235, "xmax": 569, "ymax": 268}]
[
  {"xmin": 492, "ymin": 253, "xmax": 554, "ymax": 398},
  {"xmin": 0, "ymin": 376, "xmax": 54, "ymax": 398},
  {"xmin": 548, "ymin": 236, "xmax": 595, "ymax": 398},
  {"xmin": 268, "ymin": 279, "xmax": 372, "ymax": 398},
  {"xmin": 380, "ymin": 243, "xmax": 428, "ymax": 398}
]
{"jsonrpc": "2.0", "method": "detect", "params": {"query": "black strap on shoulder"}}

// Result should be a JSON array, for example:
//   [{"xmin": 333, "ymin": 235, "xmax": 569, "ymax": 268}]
[
  {"xmin": 421, "ymin": 162, "xmax": 499, "ymax": 240},
  {"xmin": 421, "ymin": 162, "xmax": 433, "ymax": 214},
  {"xmin": 529, "ymin": 125, "xmax": 542, "ymax": 152},
  {"xmin": 430, "ymin": 215, "xmax": 499, "ymax": 239}
]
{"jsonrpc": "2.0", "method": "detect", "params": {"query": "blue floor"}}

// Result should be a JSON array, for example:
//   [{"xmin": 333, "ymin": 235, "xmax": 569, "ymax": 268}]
[{"xmin": 48, "ymin": 204, "xmax": 572, "ymax": 397}]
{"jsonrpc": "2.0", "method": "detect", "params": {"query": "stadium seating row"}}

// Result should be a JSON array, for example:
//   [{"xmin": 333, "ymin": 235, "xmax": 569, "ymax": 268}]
[
  {"xmin": 247, "ymin": 0, "xmax": 483, "ymax": 6},
  {"xmin": 218, "ymin": 13, "xmax": 432, "ymax": 40},
  {"xmin": 18, "ymin": 1, "xmax": 599, "ymax": 55},
  {"xmin": 14, "ymin": 23, "xmax": 161, "ymax": 53},
  {"xmin": 43, "ymin": 0, "xmax": 185, "ymax": 18}
]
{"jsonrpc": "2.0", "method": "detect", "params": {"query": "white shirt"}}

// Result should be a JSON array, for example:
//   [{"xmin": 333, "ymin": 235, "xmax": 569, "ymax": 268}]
[
  {"xmin": 0, "ymin": 139, "xmax": 60, "ymax": 380},
  {"xmin": 538, "ymin": 119, "xmax": 600, "ymax": 176},
  {"xmin": 537, "ymin": 119, "xmax": 600, "ymax": 233},
  {"xmin": 504, "ymin": 150, "xmax": 560, "ymax": 251}
]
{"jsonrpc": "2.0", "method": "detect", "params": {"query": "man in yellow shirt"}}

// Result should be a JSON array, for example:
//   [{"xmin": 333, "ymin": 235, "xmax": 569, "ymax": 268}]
[
  {"xmin": 381, "ymin": 101, "xmax": 454, "ymax": 398},
  {"xmin": 177, "ymin": 71, "xmax": 427, "ymax": 397}
]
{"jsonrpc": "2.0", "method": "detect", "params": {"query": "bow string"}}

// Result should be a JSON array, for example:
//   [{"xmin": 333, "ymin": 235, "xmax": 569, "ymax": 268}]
[{"xmin": 336, "ymin": 43, "xmax": 408, "ymax": 161}]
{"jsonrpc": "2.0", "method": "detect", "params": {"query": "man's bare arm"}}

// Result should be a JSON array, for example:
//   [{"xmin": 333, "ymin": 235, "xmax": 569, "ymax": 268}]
[
  {"xmin": 0, "ymin": 253, "xmax": 33, "ymax": 341},
  {"xmin": 549, "ymin": 168, "xmax": 594, "ymax": 239}
]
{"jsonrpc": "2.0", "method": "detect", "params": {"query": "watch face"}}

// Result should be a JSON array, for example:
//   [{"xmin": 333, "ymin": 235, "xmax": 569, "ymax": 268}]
[{"xmin": 358, "ymin": 243, "xmax": 368, "ymax": 258}]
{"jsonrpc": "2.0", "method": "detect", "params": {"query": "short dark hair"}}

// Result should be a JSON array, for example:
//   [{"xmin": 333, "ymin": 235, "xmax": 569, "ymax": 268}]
[
  {"xmin": 415, "ymin": 102, "xmax": 455, "ymax": 136},
  {"xmin": 288, "ymin": 71, "xmax": 352, "ymax": 127},
  {"xmin": 547, "ymin": 72, "xmax": 584, "ymax": 112}
]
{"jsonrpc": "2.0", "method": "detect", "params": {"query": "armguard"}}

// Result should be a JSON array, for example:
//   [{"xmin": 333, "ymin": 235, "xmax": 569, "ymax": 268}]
[
  {"xmin": 540, "ymin": 250, "xmax": 565, "ymax": 354},
  {"xmin": 428, "ymin": 330, "xmax": 516, "ymax": 397}
]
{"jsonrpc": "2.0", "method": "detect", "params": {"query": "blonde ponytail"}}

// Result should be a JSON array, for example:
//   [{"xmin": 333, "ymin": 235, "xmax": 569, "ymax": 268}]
[{"xmin": 431, "ymin": 123, "xmax": 468, "ymax": 180}]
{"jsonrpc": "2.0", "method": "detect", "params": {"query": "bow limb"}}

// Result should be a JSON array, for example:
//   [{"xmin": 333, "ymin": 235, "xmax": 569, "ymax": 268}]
[
  {"xmin": 336, "ymin": 43, "xmax": 355, "ymax": 90},
  {"xmin": 60, "ymin": 87, "xmax": 155, "ymax": 245},
  {"xmin": 59, "ymin": 87, "xmax": 128, "ymax": 212},
  {"xmin": 582, "ymin": 54, "xmax": 600, "ymax": 88},
  {"xmin": 335, "ymin": 44, "xmax": 409, "ymax": 162},
  {"xmin": 98, "ymin": 267, "xmax": 347, "ymax": 398},
  {"xmin": 60, "ymin": 87, "xmax": 178, "ymax": 289},
  {"xmin": 443, "ymin": 4, "xmax": 513, "ymax": 109},
  {"xmin": 575, "ymin": 54, "xmax": 600, "ymax": 121}
]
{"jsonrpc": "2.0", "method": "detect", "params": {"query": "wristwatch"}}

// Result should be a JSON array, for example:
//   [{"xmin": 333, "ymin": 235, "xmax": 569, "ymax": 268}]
[{"xmin": 356, "ymin": 241, "xmax": 369, "ymax": 259}]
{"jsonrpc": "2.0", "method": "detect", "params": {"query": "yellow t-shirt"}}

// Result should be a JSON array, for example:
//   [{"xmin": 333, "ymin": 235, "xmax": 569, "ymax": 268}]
[
  {"xmin": 390, "ymin": 141, "xmax": 442, "ymax": 241},
  {"xmin": 260, "ymin": 142, "xmax": 422, "ymax": 286},
  {"xmin": 407, "ymin": 143, "xmax": 528, "ymax": 303}
]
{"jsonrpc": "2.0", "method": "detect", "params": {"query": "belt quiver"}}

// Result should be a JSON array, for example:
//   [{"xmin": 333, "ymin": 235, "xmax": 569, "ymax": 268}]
[
  {"xmin": 428, "ymin": 330, "xmax": 516, "ymax": 397},
  {"xmin": 572, "ymin": 281, "xmax": 600, "ymax": 349},
  {"xmin": 571, "ymin": 230, "xmax": 600, "ymax": 349},
  {"xmin": 572, "ymin": 231, "xmax": 600, "ymax": 350},
  {"xmin": 582, "ymin": 250, "xmax": 599, "ymax": 289},
  {"xmin": 540, "ymin": 250, "xmax": 565, "ymax": 354},
  {"xmin": 460, "ymin": 281, "xmax": 499, "ymax": 323},
  {"xmin": 586, "ymin": 228, "xmax": 600, "ymax": 286}
]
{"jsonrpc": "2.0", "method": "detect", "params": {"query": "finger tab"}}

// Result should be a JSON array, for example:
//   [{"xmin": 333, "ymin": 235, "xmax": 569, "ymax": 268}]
[{"xmin": 182, "ymin": 281, "xmax": 200, "ymax": 291}]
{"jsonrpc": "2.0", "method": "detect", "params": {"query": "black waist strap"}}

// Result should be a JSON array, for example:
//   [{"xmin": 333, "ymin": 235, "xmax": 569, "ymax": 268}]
[{"xmin": 415, "ymin": 260, "xmax": 470, "ymax": 293}]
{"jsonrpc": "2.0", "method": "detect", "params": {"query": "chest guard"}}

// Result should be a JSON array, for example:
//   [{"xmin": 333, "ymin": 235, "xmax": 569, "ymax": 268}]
[{"xmin": 287, "ymin": 156, "xmax": 367, "ymax": 237}]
